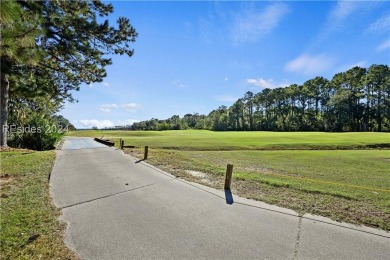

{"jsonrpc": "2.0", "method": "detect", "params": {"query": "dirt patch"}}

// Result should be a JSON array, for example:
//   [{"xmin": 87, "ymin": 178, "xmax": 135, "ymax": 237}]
[
  {"xmin": 0, "ymin": 173, "xmax": 14, "ymax": 185},
  {"xmin": 0, "ymin": 174, "xmax": 16, "ymax": 197},
  {"xmin": 186, "ymin": 170, "xmax": 207, "ymax": 178},
  {"xmin": 0, "ymin": 147, "xmax": 34, "ymax": 152}
]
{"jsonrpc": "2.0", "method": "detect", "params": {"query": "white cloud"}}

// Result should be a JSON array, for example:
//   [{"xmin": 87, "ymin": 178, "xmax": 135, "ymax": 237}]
[
  {"xmin": 232, "ymin": 3, "xmax": 289, "ymax": 44},
  {"xmin": 78, "ymin": 119, "xmax": 115, "ymax": 129},
  {"xmin": 76, "ymin": 119, "xmax": 139, "ymax": 129},
  {"xmin": 216, "ymin": 95, "xmax": 240, "ymax": 103},
  {"xmin": 120, "ymin": 103, "xmax": 138, "ymax": 113},
  {"xmin": 99, "ymin": 104, "xmax": 119, "ymax": 113},
  {"xmin": 88, "ymin": 82, "xmax": 110, "ymax": 88},
  {"xmin": 247, "ymin": 78, "xmax": 288, "ymax": 89},
  {"xmin": 377, "ymin": 39, "xmax": 390, "ymax": 52},
  {"xmin": 367, "ymin": 15, "xmax": 390, "ymax": 34},
  {"xmin": 99, "ymin": 103, "xmax": 138, "ymax": 113},
  {"xmin": 284, "ymin": 53, "xmax": 335, "ymax": 75},
  {"xmin": 224, "ymin": 77, "xmax": 229, "ymax": 81}
]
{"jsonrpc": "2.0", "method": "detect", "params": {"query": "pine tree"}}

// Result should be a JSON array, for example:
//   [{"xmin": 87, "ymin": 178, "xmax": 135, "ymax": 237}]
[{"xmin": 1, "ymin": 0, "xmax": 41, "ymax": 147}]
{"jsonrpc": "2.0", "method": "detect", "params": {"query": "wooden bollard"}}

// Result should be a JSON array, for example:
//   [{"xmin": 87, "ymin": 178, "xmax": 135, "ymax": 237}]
[
  {"xmin": 224, "ymin": 164, "xmax": 233, "ymax": 190},
  {"xmin": 121, "ymin": 140, "xmax": 124, "ymax": 150},
  {"xmin": 144, "ymin": 146, "xmax": 149, "ymax": 160},
  {"xmin": 119, "ymin": 138, "xmax": 122, "ymax": 149}
]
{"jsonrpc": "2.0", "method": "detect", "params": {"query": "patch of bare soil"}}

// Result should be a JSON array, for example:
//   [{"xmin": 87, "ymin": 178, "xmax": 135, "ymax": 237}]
[
  {"xmin": 0, "ymin": 173, "xmax": 15, "ymax": 198},
  {"xmin": 0, "ymin": 173, "xmax": 14, "ymax": 184},
  {"xmin": 0, "ymin": 147, "xmax": 34, "ymax": 153},
  {"xmin": 186, "ymin": 170, "xmax": 207, "ymax": 178}
]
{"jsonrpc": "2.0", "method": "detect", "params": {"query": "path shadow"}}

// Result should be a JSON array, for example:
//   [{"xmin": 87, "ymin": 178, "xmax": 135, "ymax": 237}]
[
  {"xmin": 224, "ymin": 189, "xmax": 234, "ymax": 205},
  {"xmin": 135, "ymin": 159, "xmax": 145, "ymax": 164}
]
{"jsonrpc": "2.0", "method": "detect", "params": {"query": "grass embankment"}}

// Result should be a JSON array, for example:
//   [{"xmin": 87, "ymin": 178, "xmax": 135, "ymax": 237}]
[
  {"xmin": 69, "ymin": 130, "xmax": 390, "ymax": 230},
  {"xmin": 0, "ymin": 150, "xmax": 77, "ymax": 259}
]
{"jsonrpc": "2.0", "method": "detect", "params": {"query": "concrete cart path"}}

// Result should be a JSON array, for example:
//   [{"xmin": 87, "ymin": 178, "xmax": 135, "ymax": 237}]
[{"xmin": 50, "ymin": 137, "xmax": 390, "ymax": 260}]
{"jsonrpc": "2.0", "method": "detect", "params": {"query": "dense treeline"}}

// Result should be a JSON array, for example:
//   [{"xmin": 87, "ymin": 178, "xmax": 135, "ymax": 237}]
[{"xmin": 131, "ymin": 65, "xmax": 390, "ymax": 132}]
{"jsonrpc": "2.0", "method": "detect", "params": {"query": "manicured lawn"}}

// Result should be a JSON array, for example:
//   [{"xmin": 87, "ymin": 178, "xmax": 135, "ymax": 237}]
[
  {"xmin": 68, "ymin": 130, "xmax": 390, "ymax": 230},
  {"xmin": 0, "ymin": 150, "xmax": 77, "ymax": 259},
  {"xmin": 68, "ymin": 130, "xmax": 390, "ymax": 150}
]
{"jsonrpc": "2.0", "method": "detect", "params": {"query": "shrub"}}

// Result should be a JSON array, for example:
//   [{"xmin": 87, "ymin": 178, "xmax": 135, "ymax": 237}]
[{"xmin": 8, "ymin": 113, "xmax": 63, "ymax": 151}]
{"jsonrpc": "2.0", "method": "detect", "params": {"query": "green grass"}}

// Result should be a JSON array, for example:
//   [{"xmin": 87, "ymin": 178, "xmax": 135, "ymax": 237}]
[
  {"xmin": 69, "ymin": 130, "xmax": 390, "ymax": 150},
  {"xmin": 68, "ymin": 130, "xmax": 390, "ymax": 230},
  {"xmin": 0, "ymin": 150, "xmax": 77, "ymax": 259}
]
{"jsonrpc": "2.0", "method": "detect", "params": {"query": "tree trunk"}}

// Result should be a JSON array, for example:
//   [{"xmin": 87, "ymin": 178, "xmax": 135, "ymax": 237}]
[{"xmin": 1, "ymin": 73, "xmax": 9, "ymax": 147}]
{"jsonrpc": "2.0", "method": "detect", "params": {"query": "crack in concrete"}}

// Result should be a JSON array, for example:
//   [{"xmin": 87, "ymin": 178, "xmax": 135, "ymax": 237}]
[
  {"xmin": 60, "ymin": 179, "xmax": 176, "ymax": 210},
  {"xmin": 293, "ymin": 216, "xmax": 303, "ymax": 260}
]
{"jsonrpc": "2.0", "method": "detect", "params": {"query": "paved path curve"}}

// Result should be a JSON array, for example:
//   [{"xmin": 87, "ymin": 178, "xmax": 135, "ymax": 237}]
[{"xmin": 50, "ymin": 137, "xmax": 390, "ymax": 259}]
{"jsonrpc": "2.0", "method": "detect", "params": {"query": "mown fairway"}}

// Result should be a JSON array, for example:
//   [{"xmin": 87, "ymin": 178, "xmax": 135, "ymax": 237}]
[{"xmin": 68, "ymin": 130, "xmax": 390, "ymax": 229}]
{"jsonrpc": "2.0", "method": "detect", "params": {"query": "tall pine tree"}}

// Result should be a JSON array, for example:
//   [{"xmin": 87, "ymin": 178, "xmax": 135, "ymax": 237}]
[{"xmin": 1, "ymin": 0, "xmax": 138, "ymax": 147}]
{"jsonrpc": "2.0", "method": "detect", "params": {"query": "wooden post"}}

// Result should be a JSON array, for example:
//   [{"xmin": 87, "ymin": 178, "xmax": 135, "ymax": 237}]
[
  {"xmin": 121, "ymin": 140, "xmax": 124, "ymax": 150},
  {"xmin": 224, "ymin": 164, "xmax": 233, "ymax": 190},
  {"xmin": 119, "ymin": 138, "xmax": 122, "ymax": 149},
  {"xmin": 144, "ymin": 146, "xmax": 149, "ymax": 160}
]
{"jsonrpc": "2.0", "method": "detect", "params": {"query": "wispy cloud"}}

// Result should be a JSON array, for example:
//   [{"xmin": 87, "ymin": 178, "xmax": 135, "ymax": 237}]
[
  {"xmin": 247, "ymin": 78, "xmax": 289, "ymax": 89},
  {"xmin": 99, "ymin": 104, "xmax": 118, "ymax": 113},
  {"xmin": 285, "ymin": 53, "xmax": 335, "ymax": 75},
  {"xmin": 121, "ymin": 103, "xmax": 138, "ymax": 113},
  {"xmin": 329, "ymin": 1, "xmax": 359, "ymax": 21},
  {"xmin": 377, "ymin": 39, "xmax": 390, "ymax": 52},
  {"xmin": 231, "ymin": 3, "xmax": 289, "ymax": 44},
  {"xmin": 99, "ymin": 103, "xmax": 138, "ymax": 113},
  {"xmin": 315, "ymin": 1, "xmax": 368, "ymax": 44},
  {"xmin": 366, "ymin": 15, "xmax": 390, "ymax": 34},
  {"xmin": 199, "ymin": 15, "xmax": 215, "ymax": 42}
]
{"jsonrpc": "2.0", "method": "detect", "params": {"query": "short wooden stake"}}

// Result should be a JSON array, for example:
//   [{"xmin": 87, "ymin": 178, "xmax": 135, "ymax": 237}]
[
  {"xmin": 119, "ymin": 138, "xmax": 122, "ymax": 149},
  {"xmin": 144, "ymin": 146, "xmax": 149, "ymax": 160},
  {"xmin": 224, "ymin": 164, "xmax": 233, "ymax": 190},
  {"xmin": 121, "ymin": 140, "xmax": 124, "ymax": 150}
]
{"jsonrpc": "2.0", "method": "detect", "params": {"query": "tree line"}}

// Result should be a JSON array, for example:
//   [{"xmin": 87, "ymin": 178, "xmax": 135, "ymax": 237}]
[
  {"xmin": 1, "ymin": 0, "xmax": 137, "ymax": 149},
  {"xmin": 131, "ymin": 65, "xmax": 390, "ymax": 132}
]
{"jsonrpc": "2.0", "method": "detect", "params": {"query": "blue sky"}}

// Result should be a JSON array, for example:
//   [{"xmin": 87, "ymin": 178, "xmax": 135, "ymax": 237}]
[{"xmin": 60, "ymin": 1, "xmax": 390, "ymax": 129}]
